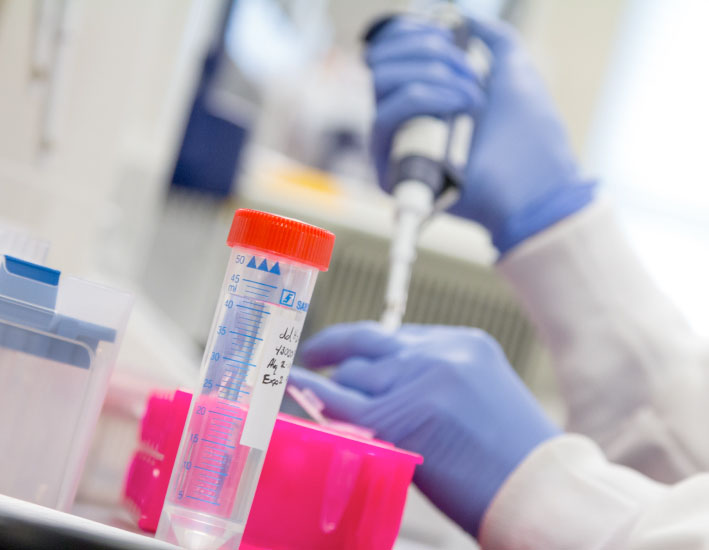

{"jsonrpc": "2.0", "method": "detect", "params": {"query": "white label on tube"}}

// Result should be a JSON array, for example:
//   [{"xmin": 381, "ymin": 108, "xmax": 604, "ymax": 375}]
[{"xmin": 239, "ymin": 314, "xmax": 300, "ymax": 451}]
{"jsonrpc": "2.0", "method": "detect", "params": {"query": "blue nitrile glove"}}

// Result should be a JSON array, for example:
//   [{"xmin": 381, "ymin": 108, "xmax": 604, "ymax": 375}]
[
  {"xmin": 367, "ymin": 17, "xmax": 596, "ymax": 253},
  {"xmin": 289, "ymin": 321, "xmax": 559, "ymax": 536}
]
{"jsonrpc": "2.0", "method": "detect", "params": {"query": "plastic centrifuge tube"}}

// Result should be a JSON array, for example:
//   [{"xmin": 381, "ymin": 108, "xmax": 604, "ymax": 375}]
[{"xmin": 156, "ymin": 209, "xmax": 334, "ymax": 550}]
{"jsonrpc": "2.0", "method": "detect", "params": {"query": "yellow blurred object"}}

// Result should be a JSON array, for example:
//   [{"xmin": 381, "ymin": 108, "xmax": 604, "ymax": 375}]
[{"xmin": 272, "ymin": 165, "xmax": 343, "ymax": 196}]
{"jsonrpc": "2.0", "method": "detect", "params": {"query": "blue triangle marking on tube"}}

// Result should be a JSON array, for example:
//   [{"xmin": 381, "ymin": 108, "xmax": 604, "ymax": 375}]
[
  {"xmin": 269, "ymin": 262, "xmax": 280, "ymax": 275},
  {"xmin": 247, "ymin": 257, "xmax": 258, "ymax": 269},
  {"xmin": 257, "ymin": 259, "xmax": 269, "ymax": 272}
]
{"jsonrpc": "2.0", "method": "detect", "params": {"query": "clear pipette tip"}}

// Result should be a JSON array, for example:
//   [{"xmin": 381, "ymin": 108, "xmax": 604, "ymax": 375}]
[{"xmin": 380, "ymin": 306, "xmax": 404, "ymax": 332}]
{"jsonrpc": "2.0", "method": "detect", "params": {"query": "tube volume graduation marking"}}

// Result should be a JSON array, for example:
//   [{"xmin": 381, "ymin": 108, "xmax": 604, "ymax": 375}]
[
  {"xmin": 202, "ymin": 439, "xmax": 236, "ymax": 449},
  {"xmin": 208, "ymin": 410, "xmax": 243, "ymax": 420},
  {"xmin": 236, "ymin": 305, "xmax": 270, "ymax": 314},
  {"xmin": 246, "ymin": 286, "xmax": 271, "ymax": 298},
  {"xmin": 224, "ymin": 358, "xmax": 253, "ymax": 367},
  {"xmin": 242, "ymin": 279, "xmax": 277, "ymax": 289},
  {"xmin": 229, "ymin": 331, "xmax": 263, "ymax": 340},
  {"xmin": 185, "ymin": 496, "xmax": 218, "ymax": 505}
]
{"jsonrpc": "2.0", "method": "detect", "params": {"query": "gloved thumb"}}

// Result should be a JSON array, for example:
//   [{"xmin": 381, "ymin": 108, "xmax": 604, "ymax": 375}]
[{"xmin": 288, "ymin": 366, "xmax": 370, "ymax": 422}]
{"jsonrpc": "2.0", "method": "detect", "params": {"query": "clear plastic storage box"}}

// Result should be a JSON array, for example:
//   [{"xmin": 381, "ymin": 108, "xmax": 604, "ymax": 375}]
[{"xmin": 0, "ymin": 254, "xmax": 132, "ymax": 511}]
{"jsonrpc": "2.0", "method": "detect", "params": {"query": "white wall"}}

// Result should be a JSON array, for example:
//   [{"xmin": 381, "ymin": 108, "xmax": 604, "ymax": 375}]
[
  {"xmin": 0, "ymin": 0, "xmax": 222, "ymax": 279},
  {"xmin": 587, "ymin": 0, "xmax": 709, "ymax": 336}
]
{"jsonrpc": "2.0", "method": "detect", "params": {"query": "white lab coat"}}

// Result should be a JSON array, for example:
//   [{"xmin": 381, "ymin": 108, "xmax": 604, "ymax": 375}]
[{"xmin": 478, "ymin": 200, "xmax": 709, "ymax": 549}]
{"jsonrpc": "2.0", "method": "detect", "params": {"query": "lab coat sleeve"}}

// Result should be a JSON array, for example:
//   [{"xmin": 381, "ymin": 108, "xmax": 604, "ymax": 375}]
[
  {"xmin": 497, "ymin": 199, "xmax": 709, "ymax": 482},
  {"xmin": 479, "ymin": 434, "xmax": 709, "ymax": 550}
]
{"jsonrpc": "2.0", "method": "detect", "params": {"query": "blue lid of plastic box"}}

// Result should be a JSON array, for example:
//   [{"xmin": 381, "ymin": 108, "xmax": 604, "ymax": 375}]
[{"xmin": 0, "ymin": 255, "xmax": 116, "ymax": 369}]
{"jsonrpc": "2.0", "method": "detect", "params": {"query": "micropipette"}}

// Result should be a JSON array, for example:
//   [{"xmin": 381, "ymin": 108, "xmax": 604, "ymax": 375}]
[
  {"xmin": 365, "ymin": 8, "xmax": 491, "ymax": 331},
  {"xmin": 156, "ymin": 209, "xmax": 334, "ymax": 550}
]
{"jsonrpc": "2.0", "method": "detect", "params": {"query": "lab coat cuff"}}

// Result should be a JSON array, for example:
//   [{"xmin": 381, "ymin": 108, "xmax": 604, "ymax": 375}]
[
  {"xmin": 495, "ymin": 195, "xmax": 707, "ymax": 449},
  {"xmin": 494, "ymin": 198, "xmax": 622, "ymax": 345},
  {"xmin": 496, "ymin": 197, "xmax": 613, "ymax": 274},
  {"xmin": 478, "ymin": 434, "xmax": 667, "ymax": 550},
  {"xmin": 495, "ymin": 197, "xmax": 668, "ymax": 328}
]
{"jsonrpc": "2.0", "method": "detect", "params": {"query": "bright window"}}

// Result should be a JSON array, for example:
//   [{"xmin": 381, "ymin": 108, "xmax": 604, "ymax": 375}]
[{"xmin": 587, "ymin": 0, "xmax": 709, "ymax": 335}]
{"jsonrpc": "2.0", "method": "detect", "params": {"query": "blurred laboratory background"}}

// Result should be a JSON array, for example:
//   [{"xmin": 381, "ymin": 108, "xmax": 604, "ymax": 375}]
[{"xmin": 1, "ymin": 0, "xmax": 708, "ymax": 548}]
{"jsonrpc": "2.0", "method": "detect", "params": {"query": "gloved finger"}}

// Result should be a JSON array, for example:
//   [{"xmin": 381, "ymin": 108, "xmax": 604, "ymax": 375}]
[
  {"xmin": 367, "ymin": 33, "xmax": 474, "ymax": 80},
  {"xmin": 373, "ymin": 60, "xmax": 484, "ymax": 104},
  {"xmin": 299, "ymin": 321, "xmax": 402, "ymax": 368},
  {"xmin": 288, "ymin": 366, "xmax": 370, "ymax": 421},
  {"xmin": 466, "ymin": 17, "xmax": 518, "ymax": 55},
  {"xmin": 372, "ymin": 83, "xmax": 481, "ymax": 188},
  {"xmin": 366, "ymin": 16, "xmax": 452, "ymax": 48},
  {"xmin": 387, "ymin": 324, "xmax": 469, "ymax": 348},
  {"xmin": 332, "ymin": 355, "xmax": 408, "ymax": 396}
]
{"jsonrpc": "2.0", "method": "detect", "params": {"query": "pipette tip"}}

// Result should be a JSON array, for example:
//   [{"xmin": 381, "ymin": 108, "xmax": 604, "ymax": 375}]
[{"xmin": 380, "ymin": 309, "xmax": 403, "ymax": 332}]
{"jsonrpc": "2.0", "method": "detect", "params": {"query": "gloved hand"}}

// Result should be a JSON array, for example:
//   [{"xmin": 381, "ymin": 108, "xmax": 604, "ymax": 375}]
[
  {"xmin": 367, "ymin": 16, "xmax": 596, "ymax": 253},
  {"xmin": 289, "ymin": 322, "xmax": 559, "ymax": 536}
]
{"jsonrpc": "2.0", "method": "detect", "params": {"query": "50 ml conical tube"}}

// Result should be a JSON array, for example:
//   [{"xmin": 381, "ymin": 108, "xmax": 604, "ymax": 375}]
[{"xmin": 157, "ymin": 246, "xmax": 319, "ymax": 549}]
